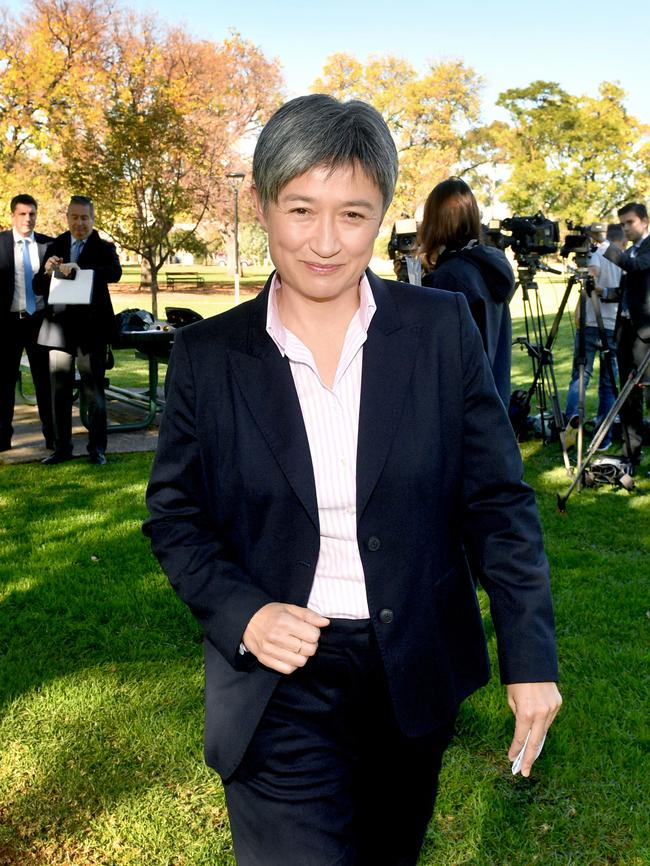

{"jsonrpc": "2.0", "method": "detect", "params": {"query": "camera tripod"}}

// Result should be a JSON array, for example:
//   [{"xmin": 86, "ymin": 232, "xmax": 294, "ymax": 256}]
[
  {"xmin": 557, "ymin": 341, "xmax": 650, "ymax": 510},
  {"xmin": 511, "ymin": 254, "xmax": 573, "ymax": 474},
  {"xmin": 563, "ymin": 263, "xmax": 631, "ymax": 479}
]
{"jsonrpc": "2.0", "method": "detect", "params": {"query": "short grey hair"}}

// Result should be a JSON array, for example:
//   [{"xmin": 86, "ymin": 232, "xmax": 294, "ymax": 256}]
[{"xmin": 253, "ymin": 94, "xmax": 398, "ymax": 214}]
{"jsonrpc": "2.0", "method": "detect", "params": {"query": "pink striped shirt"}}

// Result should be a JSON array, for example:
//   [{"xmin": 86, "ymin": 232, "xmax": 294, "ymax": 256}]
[{"xmin": 266, "ymin": 274, "xmax": 376, "ymax": 619}]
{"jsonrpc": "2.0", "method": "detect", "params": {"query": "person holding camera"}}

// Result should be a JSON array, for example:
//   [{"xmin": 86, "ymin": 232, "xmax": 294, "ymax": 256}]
[
  {"xmin": 419, "ymin": 178, "xmax": 515, "ymax": 407},
  {"xmin": 563, "ymin": 223, "xmax": 624, "ymax": 451},
  {"xmin": 604, "ymin": 202, "xmax": 650, "ymax": 468}
]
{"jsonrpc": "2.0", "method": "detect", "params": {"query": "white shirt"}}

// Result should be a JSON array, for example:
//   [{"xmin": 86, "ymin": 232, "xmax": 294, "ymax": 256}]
[
  {"xmin": 587, "ymin": 241, "xmax": 620, "ymax": 330},
  {"xmin": 10, "ymin": 229, "xmax": 43, "ymax": 313},
  {"xmin": 266, "ymin": 274, "xmax": 376, "ymax": 619}
]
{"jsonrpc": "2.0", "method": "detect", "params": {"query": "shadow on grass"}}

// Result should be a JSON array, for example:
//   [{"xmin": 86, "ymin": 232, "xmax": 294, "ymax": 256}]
[
  {"xmin": 1, "ymin": 446, "xmax": 648, "ymax": 864},
  {"xmin": 0, "ymin": 457, "xmax": 236, "ymax": 863}
]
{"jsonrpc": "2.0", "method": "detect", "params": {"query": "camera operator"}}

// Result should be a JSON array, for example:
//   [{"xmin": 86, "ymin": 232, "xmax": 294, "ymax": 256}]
[
  {"xmin": 419, "ymin": 178, "xmax": 515, "ymax": 407},
  {"xmin": 604, "ymin": 202, "xmax": 650, "ymax": 468},
  {"xmin": 564, "ymin": 224, "xmax": 624, "ymax": 451}
]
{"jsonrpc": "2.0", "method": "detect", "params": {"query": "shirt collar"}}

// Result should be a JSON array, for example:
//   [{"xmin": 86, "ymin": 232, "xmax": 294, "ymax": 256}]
[
  {"xmin": 266, "ymin": 272, "xmax": 376, "ymax": 357},
  {"xmin": 13, "ymin": 229, "xmax": 35, "ymax": 244}
]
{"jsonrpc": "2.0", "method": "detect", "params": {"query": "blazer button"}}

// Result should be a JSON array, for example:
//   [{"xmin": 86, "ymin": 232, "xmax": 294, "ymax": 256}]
[
  {"xmin": 367, "ymin": 536, "xmax": 381, "ymax": 551},
  {"xmin": 379, "ymin": 608, "xmax": 394, "ymax": 624}
]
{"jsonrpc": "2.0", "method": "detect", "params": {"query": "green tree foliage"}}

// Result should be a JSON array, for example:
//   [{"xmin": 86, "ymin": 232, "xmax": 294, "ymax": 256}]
[
  {"xmin": 239, "ymin": 222, "xmax": 269, "ymax": 267},
  {"xmin": 312, "ymin": 53, "xmax": 487, "ymax": 223},
  {"xmin": 496, "ymin": 80, "xmax": 648, "ymax": 222}
]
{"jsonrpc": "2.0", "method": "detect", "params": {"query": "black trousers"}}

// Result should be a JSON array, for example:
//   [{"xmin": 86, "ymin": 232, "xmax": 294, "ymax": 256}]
[
  {"xmin": 223, "ymin": 619, "xmax": 455, "ymax": 866},
  {"xmin": 616, "ymin": 317, "xmax": 650, "ymax": 464},
  {"xmin": 0, "ymin": 311, "xmax": 53, "ymax": 448},
  {"xmin": 49, "ymin": 346, "xmax": 107, "ymax": 454}
]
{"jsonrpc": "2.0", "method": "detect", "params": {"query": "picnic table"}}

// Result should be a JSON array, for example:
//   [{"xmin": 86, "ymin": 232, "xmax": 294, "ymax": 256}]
[{"xmin": 17, "ymin": 308, "xmax": 202, "ymax": 434}]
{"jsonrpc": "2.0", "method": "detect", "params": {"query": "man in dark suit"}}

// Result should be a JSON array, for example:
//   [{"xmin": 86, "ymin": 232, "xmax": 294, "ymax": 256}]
[
  {"xmin": 604, "ymin": 202, "xmax": 650, "ymax": 467},
  {"xmin": 144, "ymin": 95, "xmax": 561, "ymax": 866},
  {"xmin": 37, "ymin": 195, "xmax": 121, "ymax": 465},
  {"xmin": 0, "ymin": 194, "xmax": 54, "ymax": 451}
]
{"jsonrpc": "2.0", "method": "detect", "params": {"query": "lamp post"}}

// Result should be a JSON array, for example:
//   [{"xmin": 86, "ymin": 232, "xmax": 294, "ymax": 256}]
[{"xmin": 226, "ymin": 171, "xmax": 245, "ymax": 305}]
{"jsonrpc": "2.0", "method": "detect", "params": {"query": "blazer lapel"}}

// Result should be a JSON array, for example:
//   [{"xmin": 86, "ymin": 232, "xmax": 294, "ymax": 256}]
[
  {"xmin": 36, "ymin": 236, "xmax": 49, "ymax": 265},
  {"xmin": 227, "ymin": 285, "xmax": 319, "ymax": 530},
  {"xmin": 356, "ymin": 273, "xmax": 419, "ymax": 517}
]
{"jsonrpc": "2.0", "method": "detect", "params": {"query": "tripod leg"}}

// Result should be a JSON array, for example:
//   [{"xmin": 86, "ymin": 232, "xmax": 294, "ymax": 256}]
[
  {"xmin": 557, "ymin": 344, "xmax": 650, "ymax": 511},
  {"xmin": 574, "ymin": 288, "xmax": 590, "ymax": 484},
  {"xmin": 521, "ymin": 275, "xmax": 577, "ymax": 455},
  {"xmin": 545, "ymin": 359, "xmax": 572, "ymax": 473},
  {"xmin": 589, "ymin": 291, "xmax": 618, "ymax": 449},
  {"xmin": 616, "ymin": 319, "xmax": 640, "ymax": 461}
]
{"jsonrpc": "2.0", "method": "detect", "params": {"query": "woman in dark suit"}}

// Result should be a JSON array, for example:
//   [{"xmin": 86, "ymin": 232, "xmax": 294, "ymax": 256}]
[
  {"xmin": 420, "ymin": 177, "xmax": 515, "ymax": 407},
  {"xmin": 144, "ymin": 96, "xmax": 561, "ymax": 866}
]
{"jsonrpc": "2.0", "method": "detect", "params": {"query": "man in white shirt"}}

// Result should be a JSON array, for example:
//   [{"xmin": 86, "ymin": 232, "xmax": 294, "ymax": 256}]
[
  {"xmin": 0, "ymin": 194, "xmax": 54, "ymax": 451},
  {"xmin": 564, "ymin": 224, "xmax": 624, "ymax": 450}
]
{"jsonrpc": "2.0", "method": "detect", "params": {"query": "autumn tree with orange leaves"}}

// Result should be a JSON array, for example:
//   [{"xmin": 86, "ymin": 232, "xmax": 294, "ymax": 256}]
[{"xmin": 0, "ymin": 0, "xmax": 283, "ymax": 313}]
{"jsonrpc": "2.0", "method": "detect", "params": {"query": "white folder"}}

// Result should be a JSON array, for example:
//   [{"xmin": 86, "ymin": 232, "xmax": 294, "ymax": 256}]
[{"xmin": 48, "ymin": 267, "xmax": 94, "ymax": 305}]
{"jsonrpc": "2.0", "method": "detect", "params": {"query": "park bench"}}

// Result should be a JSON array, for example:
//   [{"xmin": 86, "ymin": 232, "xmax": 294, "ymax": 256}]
[{"xmin": 165, "ymin": 271, "xmax": 205, "ymax": 290}]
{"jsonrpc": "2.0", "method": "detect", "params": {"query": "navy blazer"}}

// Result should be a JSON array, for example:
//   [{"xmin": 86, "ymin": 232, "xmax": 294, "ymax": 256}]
[
  {"xmin": 606, "ymin": 234, "xmax": 650, "ymax": 336},
  {"xmin": 144, "ymin": 271, "xmax": 558, "ymax": 779},
  {"xmin": 0, "ymin": 229, "xmax": 53, "ymax": 318},
  {"xmin": 35, "ymin": 229, "xmax": 121, "ymax": 353}
]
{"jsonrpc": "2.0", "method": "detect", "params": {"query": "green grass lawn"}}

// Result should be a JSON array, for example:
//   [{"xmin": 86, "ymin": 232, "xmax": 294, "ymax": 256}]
[{"xmin": 2, "ymin": 274, "xmax": 648, "ymax": 865}]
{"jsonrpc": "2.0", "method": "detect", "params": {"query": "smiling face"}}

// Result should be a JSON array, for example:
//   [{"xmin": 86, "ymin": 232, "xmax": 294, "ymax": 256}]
[
  {"xmin": 67, "ymin": 203, "xmax": 94, "ymax": 241},
  {"xmin": 12, "ymin": 203, "xmax": 37, "ymax": 238},
  {"xmin": 254, "ymin": 163, "xmax": 384, "ymax": 307}
]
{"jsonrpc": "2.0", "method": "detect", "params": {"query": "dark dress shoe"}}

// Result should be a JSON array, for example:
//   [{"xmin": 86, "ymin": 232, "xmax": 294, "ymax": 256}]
[
  {"xmin": 88, "ymin": 450, "xmax": 107, "ymax": 465},
  {"xmin": 42, "ymin": 450, "xmax": 74, "ymax": 465}
]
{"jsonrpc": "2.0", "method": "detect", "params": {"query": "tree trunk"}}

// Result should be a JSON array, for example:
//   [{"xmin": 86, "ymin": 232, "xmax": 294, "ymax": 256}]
[
  {"xmin": 150, "ymin": 264, "xmax": 159, "ymax": 319},
  {"xmin": 139, "ymin": 258, "xmax": 151, "ymax": 293}
]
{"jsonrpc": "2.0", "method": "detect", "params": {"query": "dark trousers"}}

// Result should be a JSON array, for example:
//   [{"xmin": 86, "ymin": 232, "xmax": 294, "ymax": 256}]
[
  {"xmin": 49, "ymin": 346, "xmax": 107, "ymax": 454},
  {"xmin": 616, "ymin": 318, "xmax": 650, "ymax": 464},
  {"xmin": 565, "ymin": 326, "xmax": 619, "ymax": 436},
  {"xmin": 224, "ymin": 619, "xmax": 455, "ymax": 866},
  {"xmin": 0, "ymin": 311, "xmax": 54, "ymax": 447}
]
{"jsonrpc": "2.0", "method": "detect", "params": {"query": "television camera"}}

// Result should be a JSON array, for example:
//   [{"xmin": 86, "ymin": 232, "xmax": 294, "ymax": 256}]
[
  {"xmin": 387, "ymin": 218, "xmax": 421, "ymax": 284},
  {"xmin": 560, "ymin": 220, "xmax": 606, "ymax": 268},
  {"xmin": 486, "ymin": 212, "xmax": 560, "ymax": 262}
]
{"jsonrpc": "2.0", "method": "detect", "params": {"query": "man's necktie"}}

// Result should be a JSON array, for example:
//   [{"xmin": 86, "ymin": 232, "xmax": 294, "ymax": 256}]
[
  {"xmin": 71, "ymin": 239, "xmax": 83, "ymax": 263},
  {"xmin": 22, "ymin": 239, "xmax": 36, "ymax": 315}
]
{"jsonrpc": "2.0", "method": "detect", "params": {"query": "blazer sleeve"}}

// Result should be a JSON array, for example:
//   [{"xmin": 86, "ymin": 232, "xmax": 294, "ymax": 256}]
[
  {"xmin": 94, "ymin": 239, "xmax": 122, "ymax": 284},
  {"xmin": 456, "ymin": 295, "xmax": 558, "ymax": 684},
  {"xmin": 143, "ymin": 329, "xmax": 275, "ymax": 666},
  {"xmin": 604, "ymin": 240, "xmax": 650, "ymax": 273},
  {"xmin": 33, "ymin": 240, "xmax": 58, "ymax": 298}
]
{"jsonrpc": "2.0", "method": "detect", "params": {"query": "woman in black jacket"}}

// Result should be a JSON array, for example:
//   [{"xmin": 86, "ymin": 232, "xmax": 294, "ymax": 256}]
[{"xmin": 420, "ymin": 178, "xmax": 515, "ymax": 407}]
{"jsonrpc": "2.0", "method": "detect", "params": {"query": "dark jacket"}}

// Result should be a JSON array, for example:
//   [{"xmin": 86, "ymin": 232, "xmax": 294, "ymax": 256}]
[
  {"xmin": 0, "ymin": 230, "xmax": 53, "ymax": 318},
  {"xmin": 35, "ymin": 229, "xmax": 122, "ymax": 353},
  {"xmin": 422, "ymin": 243, "xmax": 515, "ymax": 406},
  {"xmin": 605, "ymin": 234, "xmax": 650, "ymax": 339},
  {"xmin": 143, "ymin": 270, "xmax": 557, "ymax": 779}
]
